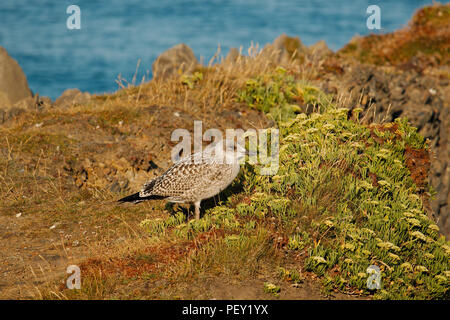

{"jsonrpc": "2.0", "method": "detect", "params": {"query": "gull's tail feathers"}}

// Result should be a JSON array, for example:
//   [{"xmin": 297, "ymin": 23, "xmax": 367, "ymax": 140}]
[{"xmin": 117, "ymin": 192, "xmax": 165, "ymax": 204}]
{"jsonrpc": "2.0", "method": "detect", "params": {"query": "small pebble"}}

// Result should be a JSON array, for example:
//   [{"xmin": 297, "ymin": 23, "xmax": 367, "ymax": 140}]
[{"xmin": 49, "ymin": 222, "xmax": 60, "ymax": 230}]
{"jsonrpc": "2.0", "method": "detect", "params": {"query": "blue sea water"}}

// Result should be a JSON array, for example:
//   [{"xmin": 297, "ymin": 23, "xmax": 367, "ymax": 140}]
[{"xmin": 0, "ymin": 0, "xmax": 441, "ymax": 100}]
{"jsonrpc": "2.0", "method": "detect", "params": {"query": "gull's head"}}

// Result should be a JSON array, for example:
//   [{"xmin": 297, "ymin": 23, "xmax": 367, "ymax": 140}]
[{"xmin": 202, "ymin": 139, "xmax": 247, "ymax": 164}]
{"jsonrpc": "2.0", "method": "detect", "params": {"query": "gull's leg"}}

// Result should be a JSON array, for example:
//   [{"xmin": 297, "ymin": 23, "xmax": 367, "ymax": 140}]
[{"xmin": 194, "ymin": 201, "xmax": 201, "ymax": 220}]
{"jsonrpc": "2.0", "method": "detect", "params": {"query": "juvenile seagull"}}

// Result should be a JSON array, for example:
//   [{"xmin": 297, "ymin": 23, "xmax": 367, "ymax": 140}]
[{"xmin": 118, "ymin": 140, "xmax": 246, "ymax": 219}]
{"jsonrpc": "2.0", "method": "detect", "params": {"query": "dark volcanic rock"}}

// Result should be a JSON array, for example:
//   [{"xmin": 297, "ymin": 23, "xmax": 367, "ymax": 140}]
[{"xmin": 317, "ymin": 58, "xmax": 450, "ymax": 237}]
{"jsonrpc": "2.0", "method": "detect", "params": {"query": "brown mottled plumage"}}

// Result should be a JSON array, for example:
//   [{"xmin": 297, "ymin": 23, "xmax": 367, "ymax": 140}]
[{"xmin": 118, "ymin": 140, "xmax": 245, "ymax": 219}]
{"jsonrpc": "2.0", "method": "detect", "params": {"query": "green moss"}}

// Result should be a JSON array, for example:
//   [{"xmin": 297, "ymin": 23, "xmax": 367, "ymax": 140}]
[
  {"xmin": 340, "ymin": 43, "xmax": 357, "ymax": 54},
  {"xmin": 282, "ymin": 36, "xmax": 305, "ymax": 62},
  {"xmin": 181, "ymin": 71, "xmax": 204, "ymax": 89},
  {"xmin": 278, "ymin": 267, "xmax": 304, "ymax": 284},
  {"xmin": 391, "ymin": 37, "xmax": 450, "ymax": 64},
  {"xmin": 412, "ymin": 5, "xmax": 450, "ymax": 28},
  {"xmin": 264, "ymin": 282, "xmax": 281, "ymax": 296}
]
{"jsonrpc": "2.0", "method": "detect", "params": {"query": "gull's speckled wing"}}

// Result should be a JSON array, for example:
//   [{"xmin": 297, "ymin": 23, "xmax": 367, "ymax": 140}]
[{"xmin": 139, "ymin": 152, "xmax": 237, "ymax": 203}]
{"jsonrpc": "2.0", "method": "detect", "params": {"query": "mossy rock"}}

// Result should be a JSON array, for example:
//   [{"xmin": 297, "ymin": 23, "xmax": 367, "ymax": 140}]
[{"xmin": 338, "ymin": 4, "xmax": 450, "ymax": 67}]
